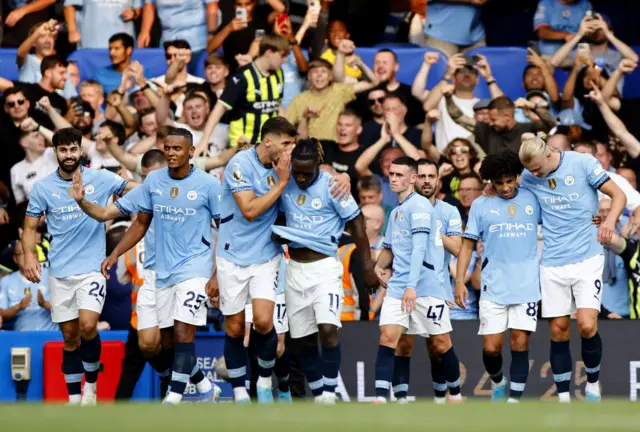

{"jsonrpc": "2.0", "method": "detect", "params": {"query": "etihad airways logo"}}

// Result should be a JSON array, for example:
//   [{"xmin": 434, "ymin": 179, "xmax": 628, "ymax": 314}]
[
  {"xmin": 489, "ymin": 222, "xmax": 535, "ymax": 238},
  {"xmin": 154, "ymin": 204, "xmax": 196, "ymax": 222},
  {"xmin": 541, "ymin": 193, "xmax": 580, "ymax": 211}
]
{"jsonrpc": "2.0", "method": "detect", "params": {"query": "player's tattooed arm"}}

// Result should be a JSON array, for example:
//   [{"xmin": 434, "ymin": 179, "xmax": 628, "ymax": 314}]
[
  {"xmin": 454, "ymin": 238, "xmax": 476, "ymax": 309},
  {"xmin": 21, "ymin": 216, "xmax": 42, "ymax": 283},
  {"xmin": 102, "ymin": 213, "xmax": 152, "ymax": 278},
  {"xmin": 347, "ymin": 213, "xmax": 379, "ymax": 291}
]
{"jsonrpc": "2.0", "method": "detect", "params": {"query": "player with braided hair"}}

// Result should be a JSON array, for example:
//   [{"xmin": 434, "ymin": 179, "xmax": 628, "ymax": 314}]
[{"xmin": 272, "ymin": 138, "xmax": 378, "ymax": 404}]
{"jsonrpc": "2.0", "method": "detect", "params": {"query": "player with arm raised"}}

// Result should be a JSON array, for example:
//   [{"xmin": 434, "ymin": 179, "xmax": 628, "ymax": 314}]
[
  {"xmin": 391, "ymin": 158, "xmax": 463, "ymax": 404},
  {"xmin": 518, "ymin": 132, "xmax": 626, "ymax": 403},
  {"xmin": 373, "ymin": 157, "xmax": 462, "ymax": 404},
  {"xmin": 72, "ymin": 148, "xmax": 220, "ymax": 402},
  {"xmin": 103, "ymin": 128, "xmax": 222, "ymax": 405},
  {"xmin": 456, "ymin": 151, "xmax": 541, "ymax": 403},
  {"xmin": 22, "ymin": 127, "xmax": 132, "ymax": 406},
  {"xmin": 271, "ymin": 139, "xmax": 378, "ymax": 404}
]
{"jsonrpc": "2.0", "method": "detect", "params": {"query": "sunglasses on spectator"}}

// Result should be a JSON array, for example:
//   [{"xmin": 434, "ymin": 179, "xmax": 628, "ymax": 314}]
[
  {"xmin": 368, "ymin": 97, "xmax": 385, "ymax": 106},
  {"xmin": 7, "ymin": 99, "xmax": 26, "ymax": 108},
  {"xmin": 450, "ymin": 146, "xmax": 470, "ymax": 154}
]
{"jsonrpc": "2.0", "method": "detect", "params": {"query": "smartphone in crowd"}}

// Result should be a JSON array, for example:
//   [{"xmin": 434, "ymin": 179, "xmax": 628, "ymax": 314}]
[
  {"xmin": 236, "ymin": 7, "xmax": 248, "ymax": 23},
  {"xmin": 255, "ymin": 29, "xmax": 265, "ymax": 39},
  {"xmin": 578, "ymin": 43, "xmax": 591, "ymax": 55}
]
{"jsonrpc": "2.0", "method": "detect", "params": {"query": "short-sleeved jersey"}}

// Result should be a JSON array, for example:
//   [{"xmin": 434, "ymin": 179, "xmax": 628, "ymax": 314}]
[
  {"xmin": 0, "ymin": 268, "xmax": 57, "ymax": 331},
  {"xmin": 521, "ymin": 151, "xmax": 608, "ymax": 267},
  {"xmin": 383, "ymin": 193, "xmax": 433, "ymax": 299},
  {"xmin": 219, "ymin": 63, "xmax": 284, "ymax": 146},
  {"xmin": 217, "ymin": 147, "xmax": 283, "ymax": 266},
  {"xmin": 139, "ymin": 167, "xmax": 221, "ymax": 288},
  {"xmin": 534, "ymin": 0, "xmax": 592, "ymax": 56},
  {"xmin": 146, "ymin": 0, "xmax": 217, "ymax": 52},
  {"xmin": 273, "ymin": 172, "xmax": 360, "ymax": 257},
  {"xmin": 435, "ymin": 199, "xmax": 463, "ymax": 294},
  {"xmin": 115, "ymin": 185, "xmax": 156, "ymax": 271},
  {"xmin": 26, "ymin": 167, "xmax": 127, "ymax": 278},
  {"xmin": 463, "ymin": 189, "xmax": 542, "ymax": 305}
]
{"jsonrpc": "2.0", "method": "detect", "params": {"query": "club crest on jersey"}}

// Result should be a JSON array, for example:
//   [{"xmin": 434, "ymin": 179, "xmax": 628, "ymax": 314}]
[
  {"xmin": 525, "ymin": 205, "xmax": 534, "ymax": 215},
  {"xmin": 548, "ymin": 178, "xmax": 557, "ymax": 190},
  {"xmin": 24, "ymin": 287, "xmax": 31, "ymax": 296},
  {"xmin": 170, "ymin": 187, "xmax": 179, "ymax": 199},
  {"xmin": 311, "ymin": 198, "xmax": 322, "ymax": 209},
  {"xmin": 187, "ymin": 190, "xmax": 198, "ymax": 200},
  {"xmin": 508, "ymin": 205, "xmax": 517, "ymax": 216},
  {"xmin": 232, "ymin": 168, "xmax": 243, "ymax": 182},
  {"xmin": 297, "ymin": 194, "xmax": 306, "ymax": 206},
  {"xmin": 84, "ymin": 184, "xmax": 95, "ymax": 195},
  {"xmin": 398, "ymin": 211, "xmax": 405, "ymax": 221},
  {"xmin": 564, "ymin": 175, "xmax": 575, "ymax": 186},
  {"xmin": 267, "ymin": 176, "xmax": 276, "ymax": 188}
]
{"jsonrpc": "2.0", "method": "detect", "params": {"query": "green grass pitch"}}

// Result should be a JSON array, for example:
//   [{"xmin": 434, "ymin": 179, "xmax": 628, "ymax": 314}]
[{"xmin": 1, "ymin": 401, "xmax": 639, "ymax": 432}]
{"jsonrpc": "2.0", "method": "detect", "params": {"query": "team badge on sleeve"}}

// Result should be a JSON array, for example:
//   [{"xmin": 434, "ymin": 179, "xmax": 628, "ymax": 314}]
[
  {"xmin": 232, "ymin": 168, "xmax": 243, "ymax": 182},
  {"xmin": 170, "ymin": 187, "xmax": 179, "ymax": 199}
]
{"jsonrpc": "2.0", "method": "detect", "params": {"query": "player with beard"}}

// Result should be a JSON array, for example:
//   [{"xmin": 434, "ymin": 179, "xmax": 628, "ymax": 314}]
[
  {"xmin": 383, "ymin": 159, "xmax": 463, "ymax": 404},
  {"xmin": 22, "ymin": 127, "xmax": 135, "ymax": 405}
]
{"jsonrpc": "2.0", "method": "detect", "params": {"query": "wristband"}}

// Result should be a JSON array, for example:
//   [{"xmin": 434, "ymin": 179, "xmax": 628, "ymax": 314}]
[
  {"xmin": 140, "ymin": 82, "xmax": 150, "ymax": 91},
  {"xmin": 442, "ymin": 77, "xmax": 452, "ymax": 84},
  {"xmin": 486, "ymin": 79, "xmax": 496, "ymax": 86}
]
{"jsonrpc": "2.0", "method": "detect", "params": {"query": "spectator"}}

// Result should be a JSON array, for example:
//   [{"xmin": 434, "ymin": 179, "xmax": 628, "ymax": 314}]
[
  {"xmin": 10, "ymin": 120, "xmax": 57, "ymax": 205},
  {"xmin": 321, "ymin": 20, "xmax": 361, "ymax": 83},
  {"xmin": 356, "ymin": 147, "xmax": 404, "ymax": 208},
  {"xmin": 521, "ymin": 48, "xmax": 560, "ymax": 112},
  {"xmin": 16, "ymin": 20, "xmax": 56, "ymax": 82},
  {"xmin": 0, "ymin": 0, "xmax": 56, "ymax": 48},
  {"xmin": 534, "ymin": 0, "xmax": 592, "ymax": 57},
  {"xmin": 64, "ymin": 0, "xmax": 142, "ymax": 48},
  {"xmin": 474, "ymin": 96, "xmax": 556, "ymax": 155},
  {"xmin": 274, "ymin": 11, "xmax": 310, "ymax": 110},
  {"xmin": 514, "ymin": 89, "xmax": 555, "ymax": 124},
  {"xmin": 396, "ymin": 0, "xmax": 427, "ymax": 46},
  {"xmin": 139, "ymin": 0, "xmax": 224, "ymax": 74},
  {"xmin": 124, "ymin": 107, "xmax": 158, "ymax": 149},
  {"xmin": 94, "ymin": 33, "xmax": 135, "ymax": 95},
  {"xmin": 547, "ymin": 132, "xmax": 572, "ymax": 151},
  {"xmin": 200, "ymin": 53, "xmax": 229, "ymax": 110},
  {"xmin": 617, "ymin": 168, "xmax": 636, "ymax": 190},
  {"xmin": 208, "ymin": 0, "xmax": 285, "ymax": 72},
  {"xmin": 439, "ymin": 138, "xmax": 478, "ymax": 201},
  {"xmin": 196, "ymin": 33, "xmax": 290, "ymax": 152},
  {"xmin": 359, "ymin": 86, "xmax": 387, "ymax": 148},
  {"xmin": 0, "ymin": 241, "xmax": 57, "ymax": 331},
  {"xmin": 357, "ymin": 175, "xmax": 392, "ymax": 236},
  {"xmin": 320, "ymin": 109, "xmax": 365, "ymax": 195},
  {"xmin": 79, "ymin": 80, "xmax": 106, "ymax": 136},
  {"xmin": 358, "ymin": 93, "xmax": 423, "ymax": 175},
  {"xmin": 550, "ymin": 12, "xmax": 638, "ymax": 86},
  {"xmin": 360, "ymin": 203, "xmax": 385, "ymax": 260},
  {"xmin": 288, "ymin": 43, "xmax": 375, "ymax": 141},
  {"xmin": 423, "ymin": 0, "xmax": 486, "ymax": 58},
  {"xmin": 0, "ymin": 88, "xmax": 34, "ymax": 188},
  {"xmin": 423, "ymin": 54, "xmax": 484, "ymax": 151},
  {"xmin": 68, "ymin": 61, "xmax": 81, "ymax": 88},
  {"xmin": 89, "ymin": 121, "xmax": 127, "ymax": 171},
  {"xmin": 457, "ymin": 172, "xmax": 483, "ymax": 222}
]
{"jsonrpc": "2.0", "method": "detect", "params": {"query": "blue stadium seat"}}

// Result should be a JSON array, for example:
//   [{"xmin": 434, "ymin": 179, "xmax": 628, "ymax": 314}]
[
  {"xmin": 623, "ymin": 45, "xmax": 640, "ymax": 98},
  {"xmin": 355, "ymin": 47, "xmax": 448, "ymax": 91},
  {"xmin": 68, "ymin": 48, "xmax": 168, "ymax": 82},
  {"xmin": 0, "ymin": 49, "xmax": 19, "ymax": 81},
  {"xmin": 465, "ymin": 47, "xmax": 529, "ymax": 101}
]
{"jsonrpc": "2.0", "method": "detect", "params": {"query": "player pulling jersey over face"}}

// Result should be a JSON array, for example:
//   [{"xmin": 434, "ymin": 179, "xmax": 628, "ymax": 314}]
[
  {"xmin": 374, "ymin": 157, "xmax": 462, "ymax": 404},
  {"xmin": 518, "ymin": 133, "xmax": 627, "ymax": 403},
  {"xmin": 457, "ymin": 151, "xmax": 541, "ymax": 403},
  {"xmin": 271, "ymin": 139, "xmax": 377, "ymax": 405},
  {"xmin": 22, "ymin": 127, "xmax": 131, "ymax": 406}
]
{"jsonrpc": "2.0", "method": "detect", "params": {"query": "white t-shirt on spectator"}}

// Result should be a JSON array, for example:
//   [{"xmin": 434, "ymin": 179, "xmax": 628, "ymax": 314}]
[
  {"xmin": 10, "ymin": 148, "xmax": 58, "ymax": 204},
  {"xmin": 174, "ymin": 122, "xmax": 230, "ymax": 179},
  {"xmin": 87, "ymin": 141, "xmax": 121, "ymax": 171},
  {"xmin": 598, "ymin": 171, "xmax": 640, "ymax": 212},
  {"xmin": 435, "ymin": 95, "xmax": 478, "ymax": 151},
  {"xmin": 152, "ymin": 74, "xmax": 206, "ymax": 118}
]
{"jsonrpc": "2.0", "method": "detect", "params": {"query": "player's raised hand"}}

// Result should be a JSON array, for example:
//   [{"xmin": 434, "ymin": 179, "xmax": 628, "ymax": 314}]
[
  {"xmin": 72, "ymin": 170, "xmax": 85, "ymax": 203},
  {"xmin": 329, "ymin": 172, "xmax": 351, "ymax": 200},
  {"xmin": 454, "ymin": 280, "xmax": 469, "ymax": 309},
  {"xmin": 275, "ymin": 150, "xmax": 292, "ymax": 185},
  {"xmin": 205, "ymin": 276, "xmax": 220, "ymax": 307},
  {"xmin": 402, "ymin": 288, "xmax": 417, "ymax": 313},
  {"xmin": 101, "ymin": 255, "xmax": 117, "ymax": 279},
  {"xmin": 23, "ymin": 253, "xmax": 42, "ymax": 283},
  {"xmin": 597, "ymin": 218, "xmax": 615, "ymax": 245}
]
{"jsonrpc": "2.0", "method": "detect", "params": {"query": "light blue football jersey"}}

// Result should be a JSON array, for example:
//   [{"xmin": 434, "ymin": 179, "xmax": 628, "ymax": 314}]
[
  {"xmin": 217, "ymin": 147, "xmax": 283, "ymax": 266},
  {"xmin": 382, "ymin": 193, "xmax": 433, "ymax": 300},
  {"xmin": 276, "ymin": 255, "xmax": 286, "ymax": 296},
  {"xmin": 26, "ymin": 167, "xmax": 127, "ymax": 278},
  {"xmin": 464, "ymin": 188, "xmax": 542, "ymax": 304},
  {"xmin": 521, "ymin": 151, "xmax": 608, "ymax": 267},
  {"xmin": 138, "ymin": 167, "xmax": 221, "ymax": 288},
  {"xmin": 434, "ymin": 199, "xmax": 463, "ymax": 297},
  {"xmin": 114, "ymin": 185, "xmax": 156, "ymax": 271},
  {"xmin": 0, "ymin": 268, "xmax": 57, "ymax": 331},
  {"xmin": 273, "ymin": 172, "xmax": 360, "ymax": 257}
]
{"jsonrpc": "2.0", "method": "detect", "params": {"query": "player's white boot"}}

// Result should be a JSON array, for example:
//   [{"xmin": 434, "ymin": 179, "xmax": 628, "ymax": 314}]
[
  {"xmin": 318, "ymin": 391, "xmax": 336, "ymax": 405},
  {"xmin": 373, "ymin": 397, "xmax": 387, "ymax": 404},
  {"xmin": 396, "ymin": 398, "xmax": 409, "ymax": 405},
  {"xmin": 433, "ymin": 397, "xmax": 447, "ymax": 405},
  {"xmin": 557, "ymin": 392, "xmax": 571, "ymax": 403},
  {"xmin": 585, "ymin": 382, "xmax": 601, "ymax": 402},
  {"xmin": 81, "ymin": 383, "xmax": 97, "ymax": 407}
]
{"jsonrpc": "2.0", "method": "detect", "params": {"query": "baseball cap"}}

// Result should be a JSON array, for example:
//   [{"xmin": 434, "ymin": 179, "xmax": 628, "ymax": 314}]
[
  {"xmin": 473, "ymin": 99, "xmax": 490, "ymax": 111},
  {"xmin": 556, "ymin": 109, "xmax": 592, "ymax": 131}
]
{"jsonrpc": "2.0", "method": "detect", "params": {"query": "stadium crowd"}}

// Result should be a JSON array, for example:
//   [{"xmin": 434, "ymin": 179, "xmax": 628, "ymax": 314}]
[{"xmin": 0, "ymin": 0, "xmax": 639, "ymax": 404}]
